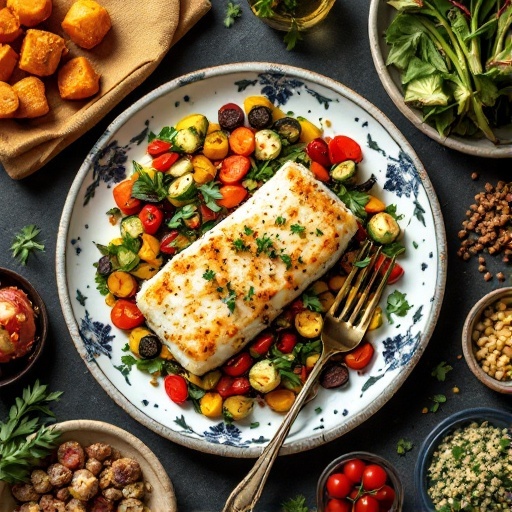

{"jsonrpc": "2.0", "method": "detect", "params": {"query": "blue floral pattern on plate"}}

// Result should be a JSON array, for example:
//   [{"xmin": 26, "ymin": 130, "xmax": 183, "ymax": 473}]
[{"xmin": 56, "ymin": 64, "xmax": 446, "ymax": 457}]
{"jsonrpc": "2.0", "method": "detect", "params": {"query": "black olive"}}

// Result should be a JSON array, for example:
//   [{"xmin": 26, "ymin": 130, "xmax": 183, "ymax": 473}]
[
  {"xmin": 248, "ymin": 106, "xmax": 273, "ymax": 130},
  {"xmin": 272, "ymin": 117, "xmax": 302, "ymax": 143},
  {"xmin": 320, "ymin": 362, "xmax": 349, "ymax": 389},
  {"xmin": 138, "ymin": 335, "xmax": 162, "ymax": 359},
  {"xmin": 97, "ymin": 255, "xmax": 112, "ymax": 276},
  {"xmin": 218, "ymin": 103, "xmax": 245, "ymax": 131}
]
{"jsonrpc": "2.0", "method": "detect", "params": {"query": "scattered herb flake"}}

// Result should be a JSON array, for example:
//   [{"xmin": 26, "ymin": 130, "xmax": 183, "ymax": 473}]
[
  {"xmin": 397, "ymin": 438, "xmax": 413, "ymax": 455},
  {"xmin": 432, "ymin": 361, "xmax": 453, "ymax": 382},
  {"xmin": 224, "ymin": 1, "xmax": 242, "ymax": 28},
  {"xmin": 386, "ymin": 290, "xmax": 412, "ymax": 323},
  {"xmin": 203, "ymin": 269, "xmax": 216, "ymax": 281}
]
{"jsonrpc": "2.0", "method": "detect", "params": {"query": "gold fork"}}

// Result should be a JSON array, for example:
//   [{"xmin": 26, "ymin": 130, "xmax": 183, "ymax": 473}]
[{"xmin": 221, "ymin": 240, "xmax": 397, "ymax": 512}]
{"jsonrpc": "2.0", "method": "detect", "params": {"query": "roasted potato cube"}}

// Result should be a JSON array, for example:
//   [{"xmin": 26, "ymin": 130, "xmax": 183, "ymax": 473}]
[
  {"xmin": 61, "ymin": 0, "xmax": 111, "ymax": 49},
  {"xmin": 12, "ymin": 76, "xmax": 49, "ymax": 118},
  {"xmin": 0, "ymin": 7, "xmax": 22, "ymax": 43},
  {"xmin": 0, "ymin": 43, "xmax": 18, "ymax": 81},
  {"xmin": 19, "ymin": 28, "xmax": 66, "ymax": 76},
  {"xmin": 0, "ymin": 80, "xmax": 18, "ymax": 117},
  {"xmin": 6, "ymin": 0, "xmax": 52, "ymax": 27},
  {"xmin": 58, "ymin": 56, "xmax": 99, "ymax": 100}
]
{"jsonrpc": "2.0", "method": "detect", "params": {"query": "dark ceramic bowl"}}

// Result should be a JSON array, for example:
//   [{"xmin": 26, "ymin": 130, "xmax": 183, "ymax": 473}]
[
  {"xmin": 462, "ymin": 287, "xmax": 512, "ymax": 394},
  {"xmin": 316, "ymin": 451, "xmax": 404, "ymax": 511},
  {"xmin": 414, "ymin": 407, "xmax": 512, "ymax": 511},
  {"xmin": 0, "ymin": 267, "xmax": 48, "ymax": 387}
]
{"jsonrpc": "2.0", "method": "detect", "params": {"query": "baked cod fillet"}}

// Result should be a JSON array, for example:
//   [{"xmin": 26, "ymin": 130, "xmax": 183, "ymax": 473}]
[{"xmin": 136, "ymin": 161, "xmax": 358, "ymax": 375}]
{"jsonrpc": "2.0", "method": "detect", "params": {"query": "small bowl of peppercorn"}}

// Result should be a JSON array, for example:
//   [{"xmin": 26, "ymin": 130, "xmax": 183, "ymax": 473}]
[{"xmin": 462, "ymin": 287, "xmax": 512, "ymax": 394}]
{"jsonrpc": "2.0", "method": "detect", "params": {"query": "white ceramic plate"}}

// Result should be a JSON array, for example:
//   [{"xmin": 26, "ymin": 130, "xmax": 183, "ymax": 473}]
[
  {"xmin": 0, "ymin": 419, "xmax": 177, "ymax": 511},
  {"xmin": 368, "ymin": 0, "xmax": 512, "ymax": 158},
  {"xmin": 57, "ymin": 62, "xmax": 447, "ymax": 457}
]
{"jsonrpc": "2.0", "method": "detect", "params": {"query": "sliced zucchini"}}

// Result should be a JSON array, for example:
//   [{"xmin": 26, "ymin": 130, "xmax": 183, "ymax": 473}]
[
  {"xmin": 168, "ymin": 173, "xmax": 197, "ymax": 202},
  {"xmin": 116, "ymin": 246, "xmax": 140, "ymax": 271},
  {"xmin": 249, "ymin": 359, "xmax": 281, "ymax": 393},
  {"xmin": 272, "ymin": 117, "xmax": 302, "ymax": 143},
  {"xmin": 175, "ymin": 113, "xmax": 209, "ymax": 138},
  {"xmin": 168, "ymin": 157, "xmax": 194, "ymax": 178},
  {"xmin": 367, "ymin": 212, "xmax": 401, "ymax": 244},
  {"xmin": 330, "ymin": 160, "xmax": 357, "ymax": 182},
  {"xmin": 120, "ymin": 215, "xmax": 144, "ymax": 239},
  {"xmin": 174, "ymin": 127, "xmax": 203, "ymax": 153},
  {"xmin": 254, "ymin": 129, "xmax": 282, "ymax": 160}
]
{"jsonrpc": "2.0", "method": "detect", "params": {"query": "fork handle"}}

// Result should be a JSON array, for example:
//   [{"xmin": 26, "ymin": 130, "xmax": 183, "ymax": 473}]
[{"xmin": 221, "ymin": 351, "xmax": 333, "ymax": 512}]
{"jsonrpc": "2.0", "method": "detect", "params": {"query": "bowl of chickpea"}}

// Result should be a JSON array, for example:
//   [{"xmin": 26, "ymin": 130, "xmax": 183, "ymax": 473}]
[{"xmin": 462, "ymin": 287, "xmax": 512, "ymax": 394}]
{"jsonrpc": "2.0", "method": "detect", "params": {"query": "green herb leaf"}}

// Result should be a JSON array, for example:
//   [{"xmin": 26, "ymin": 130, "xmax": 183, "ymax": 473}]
[
  {"xmin": 203, "ymin": 269, "xmax": 216, "ymax": 281},
  {"xmin": 221, "ymin": 282, "xmax": 237, "ymax": 313},
  {"xmin": 283, "ymin": 18, "xmax": 302, "ymax": 51},
  {"xmin": 385, "ymin": 290, "xmax": 412, "ymax": 323},
  {"xmin": 224, "ymin": 1, "xmax": 242, "ymax": 27},
  {"xmin": 11, "ymin": 225, "xmax": 45, "ymax": 265},
  {"xmin": 167, "ymin": 204, "xmax": 198, "ymax": 229},
  {"xmin": 198, "ymin": 182, "xmax": 223, "ymax": 213},
  {"xmin": 275, "ymin": 216, "xmax": 286, "ymax": 226},
  {"xmin": 302, "ymin": 289, "xmax": 323, "ymax": 313},
  {"xmin": 281, "ymin": 494, "xmax": 310, "ymax": 512},
  {"xmin": 290, "ymin": 223, "xmax": 306, "ymax": 236},
  {"xmin": 131, "ymin": 166, "xmax": 171, "ymax": 202},
  {"xmin": 429, "ymin": 394, "xmax": 447, "ymax": 413},
  {"xmin": 397, "ymin": 438, "xmax": 413, "ymax": 455},
  {"xmin": 432, "ymin": 361, "xmax": 453, "ymax": 382}
]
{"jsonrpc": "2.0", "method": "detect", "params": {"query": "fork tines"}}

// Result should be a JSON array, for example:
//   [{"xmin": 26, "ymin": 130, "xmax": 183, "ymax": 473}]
[{"xmin": 330, "ymin": 240, "xmax": 397, "ymax": 330}]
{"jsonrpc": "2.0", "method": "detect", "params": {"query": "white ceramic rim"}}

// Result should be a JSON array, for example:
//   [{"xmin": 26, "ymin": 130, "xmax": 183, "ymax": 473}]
[
  {"xmin": 368, "ymin": 0, "xmax": 512, "ymax": 159},
  {"xmin": 56, "ymin": 62, "xmax": 448, "ymax": 457}
]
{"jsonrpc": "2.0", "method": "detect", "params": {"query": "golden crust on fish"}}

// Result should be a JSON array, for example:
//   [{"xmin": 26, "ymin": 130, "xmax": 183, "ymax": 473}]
[{"xmin": 136, "ymin": 161, "xmax": 358, "ymax": 375}]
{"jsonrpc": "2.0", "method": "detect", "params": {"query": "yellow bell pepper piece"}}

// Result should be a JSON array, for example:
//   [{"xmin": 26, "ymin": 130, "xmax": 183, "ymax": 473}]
[{"xmin": 138, "ymin": 233, "xmax": 162, "ymax": 266}]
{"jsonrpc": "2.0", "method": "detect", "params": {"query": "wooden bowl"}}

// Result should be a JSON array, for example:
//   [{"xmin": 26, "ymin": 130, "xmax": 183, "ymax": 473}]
[
  {"xmin": 0, "ymin": 419, "xmax": 177, "ymax": 511},
  {"xmin": 0, "ymin": 267, "xmax": 48, "ymax": 387},
  {"xmin": 462, "ymin": 287, "xmax": 512, "ymax": 394}
]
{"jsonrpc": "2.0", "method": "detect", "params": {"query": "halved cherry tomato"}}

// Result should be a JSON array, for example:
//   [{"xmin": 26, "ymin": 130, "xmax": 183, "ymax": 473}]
[
  {"xmin": 362, "ymin": 464, "xmax": 388, "ymax": 491},
  {"xmin": 328, "ymin": 135, "xmax": 363, "ymax": 164},
  {"xmin": 216, "ymin": 375, "xmax": 251, "ymax": 398},
  {"xmin": 249, "ymin": 332, "xmax": 275, "ymax": 358},
  {"xmin": 139, "ymin": 204, "xmax": 164, "ymax": 235},
  {"xmin": 326, "ymin": 473, "xmax": 352, "ymax": 499},
  {"xmin": 110, "ymin": 299, "xmax": 145, "ymax": 330},
  {"xmin": 164, "ymin": 374, "xmax": 189, "ymax": 404},
  {"xmin": 152, "ymin": 152, "xmax": 179, "ymax": 172},
  {"xmin": 113, "ymin": 180, "xmax": 142, "ymax": 215},
  {"xmin": 343, "ymin": 458, "xmax": 366, "ymax": 484},
  {"xmin": 228, "ymin": 126, "xmax": 256, "ymax": 156},
  {"xmin": 199, "ymin": 204, "xmax": 219, "ymax": 223},
  {"xmin": 217, "ymin": 185, "xmax": 247, "ymax": 209},
  {"xmin": 219, "ymin": 155, "xmax": 251, "ymax": 184},
  {"xmin": 276, "ymin": 332, "xmax": 297, "ymax": 354},
  {"xmin": 345, "ymin": 342, "xmax": 375, "ymax": 370},
  {"xmin": 310, "ymin": 161, "xmax": 330, "ymax": 182},
  {"xmin": 222, "ymin": 352, "xmax": 254, "ymax": 377},
  {"xmin": 147, "ymin": 139, "xmax": 171, "ymax": 156},
  {"xmin": 306, "ymin": 137, "xmax": 331, "ymax": 167},
  {"xmin": 354, "ymin": 495, "xmax": 380, "ymax": 512},
  {"xmin": 375, "ymin": 254, "xmax": 404, "ymax": 285},
  {"xmin": 325, "ymin": 499, "xmax": 351, "ymax": 512},
  {"xmin": 160, "ymin": 231, "xmax": 179, "ymax": 255}
]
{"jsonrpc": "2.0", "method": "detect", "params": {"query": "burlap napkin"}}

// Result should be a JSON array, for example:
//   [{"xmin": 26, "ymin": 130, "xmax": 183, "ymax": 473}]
[{"xmin": 0, "ymin": 0, "xmax": 211, "ymax": 179}]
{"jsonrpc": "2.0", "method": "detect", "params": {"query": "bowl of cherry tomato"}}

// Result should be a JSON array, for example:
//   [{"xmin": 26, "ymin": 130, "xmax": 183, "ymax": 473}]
[{"xmin": 316, "ymin": 451, "xmax": 404, "ymax": 512}]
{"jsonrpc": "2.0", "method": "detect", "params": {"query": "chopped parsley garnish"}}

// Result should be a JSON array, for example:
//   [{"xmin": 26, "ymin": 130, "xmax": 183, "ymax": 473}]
[
  {"xmin": 244, "ymin": 286, "xmax": 255, "ymax": 301},
  {"xmin": 244, "ymin": 225, "xmax": 254, "ymax": 236},
  {"xmin": 301, "ymin": 289, "xmax": 323, "ymax": 312},
  {"xmin": 203, "ymin": 269, "xmax": 215, "ymax": 281},
  {"xmin": 385, "ymin": 290, "xmax": 412, "ymax": 323},
  {"xmin": 255, "ymin": 234, "xmax": 274, "ymax": 255},
  {"xmin": 397, "ymin": 438, "xmax": 413, "ymax": 455},
  {"xmin": 232, "ymin": 238, "xmax": 250, "ymax": 252},
  {"xmin": 222, "ymin": 282, "xmax": 237, "ymax": 313},
  {"xmin": 432, "ymin": 361, "xmax": 453, "ymax": 382},
  {"xmin": 224, "ymin": 1, "xmax": 242, "ymax": 28},
  {"xmin": 276, "ymin": 216, "xmax": 286, "ymax": 226},
  {"xmin": 315, "ymin": 228, "xmax": 324, "ymax": 236},
  {"xmin": 280, "ymin": 254, "xmax": 292, "ymax": 269},
  {"xmin": 429, "ymin": 394, "xmax": 447, "ymax": 413},
  {"xmin": 290, "ymin": 223, "xmax": 305, "ymax": 236}
]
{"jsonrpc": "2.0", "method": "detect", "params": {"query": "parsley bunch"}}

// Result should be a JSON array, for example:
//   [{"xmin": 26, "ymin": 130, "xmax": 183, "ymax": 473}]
[{"xmin": 0, "ymin": 381, "xmax": 62, "ymax": 484}]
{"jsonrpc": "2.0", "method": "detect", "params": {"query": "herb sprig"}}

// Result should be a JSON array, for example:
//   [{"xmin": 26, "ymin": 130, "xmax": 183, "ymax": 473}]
[
  {"xmin": 11, "ymin": 225, "xmax": 45, "ymax": 266},
  {"xmin": 0, "ymin": 381, "xmax": 63, "ymax": 484}
]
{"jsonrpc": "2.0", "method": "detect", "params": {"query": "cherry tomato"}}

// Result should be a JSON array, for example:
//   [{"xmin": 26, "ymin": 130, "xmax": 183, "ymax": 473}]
[
  {"xmin": 345, "ymin": 342, "xmax": 375, "ymax": 370},
  {"xmin": 355, "ymin": 221, "xmax": 368, "ymax": 242},
  {"xmin": 222, "ymin": 352, "xmax": 253, "ymax": 377},
  {"xmin": 164, "ymin": 374, "xmax": 189, "ymax": 404},
  {"xmin": 276, "ymin": 332, "xmax": 297, "ymax": 354},
  {"xmin": 219, "ymin": 155, "xmax": 251, "ymax": 184},
  {"xmin": 354, "ymin": 495, "xmax": 380, "ymax": 512},
  {"xmin": 325, "ymin": 498, "xmax": 351, "ymax": 512},
  {"xmin": 362, "ymin": 464, "xmax": 388, "ymax": 491},
  {"xmin": 328, "ymin": 135, "xmax": 363, "ymax": 164},
  {"xmin": 152, "ymin": 152, "xmax": 179, "ymax": 172},
  {"xmin": 306, "ymin": 137, "xmax": 331, "ymax": 167},
  {"xmin": 374, "ymin": 484, "xmax": 396, "ymax": 507},
  {"xmin": 110, "ymin": 299, "xmax": 145, "ymax": 330},
  {"xmin": 215, "ymin": 375, "xmax": 251, "ymax": 398},
  {"xmin": 376, "ymin": 254, "xmax": 404, "ymax": 285},
  {"xmin": 113, "ymin": 180, "xmax": 142, "ymax": 215},
  {"xmin": 139, "ymin": 204, "xmax": 164, "ymax": 235},
  {"xmin": 343, "ymin": 458, "xmax": 366, "ymax": 484},
  {"xmin": 199, "ymin": 204, "xmax": 219, "ymax": 223},
  {"xmin": 147, "ymin": 139, "xmax": 171, "ymax": 156},
  {"xmin": 326, "ymin": 473, "xmax": 352, "ymax": 499},
  {"xmin": 249, "ymin": 332, "xmax": 275, "ymax": 358},
  {"xmin": 160, "ymin": 231, "xmax": 179, "ymax": 255}
]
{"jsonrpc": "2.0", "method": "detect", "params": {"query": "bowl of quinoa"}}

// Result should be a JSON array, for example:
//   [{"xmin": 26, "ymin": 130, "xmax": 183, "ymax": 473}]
[
  {"xmin": 415, "ymin": 407, "xmax": 512, "ymax": 511},
  {"xmin": 462, "ymin": 287, "xmax": 512, "ymax": 394}
]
